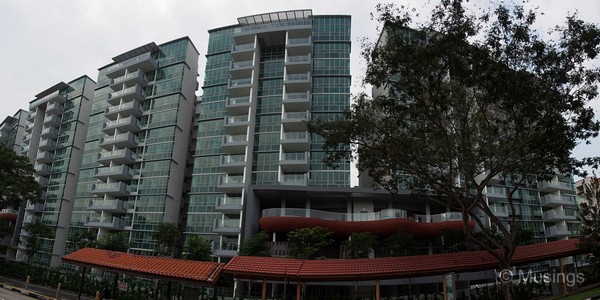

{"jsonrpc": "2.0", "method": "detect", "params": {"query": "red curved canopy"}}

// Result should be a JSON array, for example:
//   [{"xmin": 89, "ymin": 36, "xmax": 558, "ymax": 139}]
[
  {"xmin": 260, "ymin": 216, "xmax": 475, "ymax": 239},
  {"xmin": 0, "ymin": 212, "xmax": 17, "ymax": 223}
]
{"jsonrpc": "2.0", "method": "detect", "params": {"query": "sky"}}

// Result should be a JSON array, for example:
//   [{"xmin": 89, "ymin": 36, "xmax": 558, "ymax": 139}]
[{"xmin": 0, "ymin": 0, "xmax": 599, "ymax": 175}]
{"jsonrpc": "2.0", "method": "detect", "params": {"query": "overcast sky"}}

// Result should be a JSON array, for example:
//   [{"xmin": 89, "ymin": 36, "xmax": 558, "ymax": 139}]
[{"xmin": 1, "ymin": 0, "xmax": 598, "ymax": 170}]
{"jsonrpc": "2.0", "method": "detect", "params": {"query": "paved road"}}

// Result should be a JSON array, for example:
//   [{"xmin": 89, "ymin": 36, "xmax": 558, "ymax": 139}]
[{"xmin": 0, "ymin": 287, "xmax": 37, "ymax": 300}]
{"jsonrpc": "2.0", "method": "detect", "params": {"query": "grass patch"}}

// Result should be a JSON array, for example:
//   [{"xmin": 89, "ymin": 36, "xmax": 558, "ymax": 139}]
[{"xmin": 559, "ymin": 287, "xmax": 600, "ymax": 300}]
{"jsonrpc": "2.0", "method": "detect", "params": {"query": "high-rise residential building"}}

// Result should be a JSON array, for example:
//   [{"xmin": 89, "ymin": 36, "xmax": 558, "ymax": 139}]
[
  {"xmin": 0, "ymin": 109, "xmax": 27, "ymax": 152},
  {"xmin": 191, "ymin": 10, "xmax": 351, "ymax": 261},
  {"xmin": 69, "ymin": 37, "xmax": 199, "ymax": 257},
  {"xmin": 12, "ymin": 76, "xmax": 96, "ymax": 266},
  {"xmin": 0, "ymin": 109, "xmax": 28, "ymax": 255}
]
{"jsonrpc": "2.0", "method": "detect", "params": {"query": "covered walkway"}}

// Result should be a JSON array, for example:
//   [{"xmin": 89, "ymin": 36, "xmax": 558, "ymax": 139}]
[{"xmin": 63, "ymin": 238, "xmax": 584, "ymax": 299}]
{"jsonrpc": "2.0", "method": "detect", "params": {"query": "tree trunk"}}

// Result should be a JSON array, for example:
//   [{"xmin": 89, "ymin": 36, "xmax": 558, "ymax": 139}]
[{"xmin": 501, "ymin": 281, "xmax": 514, "ymax": 300}]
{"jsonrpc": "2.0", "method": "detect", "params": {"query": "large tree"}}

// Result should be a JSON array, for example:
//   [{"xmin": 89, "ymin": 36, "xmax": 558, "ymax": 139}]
[
  {"xmin": 0, "ymin": 143, "xmax": 41, "ymax": 210},
  {"xmin": 309, "ymin": 1, "xmax": 600, "ymax": 298}
]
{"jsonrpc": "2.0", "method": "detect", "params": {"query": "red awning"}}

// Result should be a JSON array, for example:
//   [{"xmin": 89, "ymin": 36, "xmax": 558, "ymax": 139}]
[
  {"xmin": 224, "ymin": 238, "xmax": 583, "ymax": 281},
  {"xmin": 63, "ymin": 248, "xmax": 224, "ymax": 285}
]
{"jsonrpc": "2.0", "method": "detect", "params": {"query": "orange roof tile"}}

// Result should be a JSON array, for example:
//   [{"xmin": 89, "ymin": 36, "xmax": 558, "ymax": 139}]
[
  {"xmin": 63, "ymin": 248, "xmax": 224, "ymax": 285},
  {"xmin": 224, "ymin": 238, "xmax": 582, "ymax": 281}
]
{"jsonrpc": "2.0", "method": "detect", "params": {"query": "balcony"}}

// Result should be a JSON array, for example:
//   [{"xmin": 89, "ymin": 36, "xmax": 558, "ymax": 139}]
[
  {"xmin": 85, "ymin": 216, "xmax": 125, "ymax": 230},
  {"xmin": 475, "ymin": 170, "xmax": 503, "ymax": 185},
  {"xmin": 40, "ymin": 126, "xmax": 59, "ymax": 139},
  {"xmin": 34, "ymin": 163, "xmax": 52, "ymax": 176},
  {"xmin": 540, "ymin": 194, "xmax": 577, "ymax": 207},
  {"xmin": 91, "ymin": 182, "xmax": 131, "ymax": 197},
  {"xmin": 36, "ymin": 176, "xmax": 49, "ymax": 187},
  {"xmin": 99, "ymin": 132, "xmax": 139, "ymax": 150},
  {"xmin": 226, "ymin": 96, "xmax": 252, "ymax": 115},
  {"xmin": 46, "ymin": 102, "xmax": 64, "ymax": 115},
  {"xmin": 224, "ymin": 115, "xmax": 250, "ymax": 134},
  {"xmin": 283, "ymin": 91, "xmax": 310, "ymax": 111},
  {"xmin": 30, "ymin": 90, "xmax": 66, "ymax": 109},
  {"xmin": 231, "ymin": 43, "xmax": 255, "ymax": 61},
  {"xmin": 23, "ymin": 215, "xmax": 40, "ymax": 224},
  {"xmin": 102, "ymin": 116, "xmax": 141, "ymax": 134},
  {"xmin": 105, "ymin": 101, "xmax": 143, "ymax": 120},
  {"xmin": 489, "ymin": 204, "xmax": 508, "ymax": 217},
  {"xmin": 220, "ymin": 154, "xmax": 246, "ymax": 173},
  {"xmin": 229, "ymin": 60, "xmax": 254, "ymax": 79},
  {"xmin": 35, "ymin": 151, "xmax": 54, "ymax": 164},
  {"xmin": 43, "ymin": 114, "xmax": 61, "ymax": 127},
  {"xmin": 545, "ymin": 225, "xmax": 570, "ymax": 237},
  {"xmin": 27, "ymin": 111, "xmax": 36, "ymax": 121},
  {"xmin": 285, "ymin": 54, "xmax": 311, "ymax": 73},
  {"xmin": 23, "ymin": 134, "xmax": 32, "ymax": 142},
  {"xmin": 485, "ymin": 186, "xmax": 506, "ymax": 203},
  {"xmin": 215, "ymin": 196, "xmax": 243, "ymax": 214},
  {"xmin": 25, "ymin": 123, "xmax": 34, "ymax": 132},
  {"xmin": 228, "ymin": 78, "xmax": 252, "ymax": 97},
  {"xmin": 538, "ymin": 181, "xmax": 574, "ymax": 193},
  {"xmin": 110, "ymin": 69, "xmax": 147, "ymax": 91},
  {"xmin": 280, "ymin": 131, "xmax": 309, "ymax": 152},
  {"xmin": 283, "ymin": 72, "xmax": 311, "ymax": 92},
  {"xmin": 213, "ymin": 219, "xmax": 241, "ymax": 235},
  {"xmin": 105, "ymin": 52, "xmax": 157, "ymax": 79},
  {"xmin": 218, "ymin": 175, "xmax": 244, "ymax": 193},
  {"xmin": 97, "ymin": 148, "xmax": 137, "ymax": 165},
  {"xmin": 21, "ymin": 144, "xmax": 30, "ymax": 154},
  {"xmin": 87, "ymin": 199, "xmax": 127, "ymax": 213},
  {"xmin": 281, "ymin": 111, "xmax": 309, "ymax": 131},
  {"xmin": 94, "ymin": 165, "xmax": 134, "ymax": 181},
  {"xmin": 279, "ymin": 173, "xmax": 308, "ymax": 186},
  {"xmin": 262, "ymin": 208, "xmax": 409, "ymax": 222},
  {"xmin": 25, "ymin": 202, "xmax": 44, "ymax": 213},
  {"xmin": 222, "ymin": 134, "xmax": 248, "ymax": 153},
  {"xmin": 286, "ymin": 36, "xmax": 312, "ymax": 54},
  {"xmin": 279, "ymin": 152, "xmax": 309, "ymax": 172},
  {"xmin": 212, "ymin": 241, "xmax": 239, "ymax": 257},
  {"xmin": 107, "ymin": 85, "xmax": 146, "ymax": 105},
  {"xmin": 38, "ymin": 139, "xmax": 56, "ymax": 151},
  {"xmin": 543, "ymin": 209, "xmax": 577, "ymax": 222}
]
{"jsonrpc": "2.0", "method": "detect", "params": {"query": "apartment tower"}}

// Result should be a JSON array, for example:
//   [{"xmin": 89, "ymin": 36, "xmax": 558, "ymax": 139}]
[
  {"xmin": 14, "ymin": 76, "xmax": 96, "ymax": 266},
  {"xmin": 191, "ymin": 10, "xmax": 351, "ymax": 261},
  {"xmin": 70, "ymin": 37, "xmax": 199, "ymax": 256}
]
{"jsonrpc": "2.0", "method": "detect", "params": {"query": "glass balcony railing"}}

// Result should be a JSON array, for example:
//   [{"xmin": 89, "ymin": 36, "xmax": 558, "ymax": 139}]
[
  {"xmin": 232, "ymin": 43, "xmax": 255, "ymax": 52},
  {"xmin": 262, "ymin": 208, "xmax": 409, "ymax": 222}
]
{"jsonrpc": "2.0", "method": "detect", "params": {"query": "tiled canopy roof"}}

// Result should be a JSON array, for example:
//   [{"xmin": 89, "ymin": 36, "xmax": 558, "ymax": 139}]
[
  {"xmin": 64, "ymin": 239, "xmax": 582, "ymax": 283},
  {"xmin": 63, "ymin": 248, "xmax": 224, "ymax": 285},
  {"xmin": 225, "ymin": 238, "xmax": 582, "ymax": 281}
]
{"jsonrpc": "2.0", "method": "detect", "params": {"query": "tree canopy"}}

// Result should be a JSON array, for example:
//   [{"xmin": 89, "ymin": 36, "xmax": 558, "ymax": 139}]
[
  {"xmin": 184, "ymin": 235, "xmax": 212, "ymax": 261},
  {"xmin": 309, "ymin": 1, "xmax": 600, "ymax": 298},
  {"xmin": 152, "ymin": 222, "xmax": 181, "ymax": 257},
  {"xmin": 21, "ymin": 221, "xmax": 52, "ymax": 264},
  {"xmin": 0, "ymin": 143, "xmax": 41, "ymax": 210},
  {"xmin": 343, "ymin": 231, "xmax": 377, "ymax": 259},
  {"xmin": 287, "ymin": 227, "xmax": 334, "ymax": 259},
  {"xmin": 239, "ymin": 231, "xmax": 271, "ymax": 257},
  {"xmin": 96, "ymin": 232, "xmax": 129, "ymax": 252}
]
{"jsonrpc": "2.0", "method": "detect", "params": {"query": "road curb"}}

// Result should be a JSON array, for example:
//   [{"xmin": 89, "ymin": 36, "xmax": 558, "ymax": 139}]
[{"xmin": 0, "ymin": 282, "xmax": 55, "ymax": 300}]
